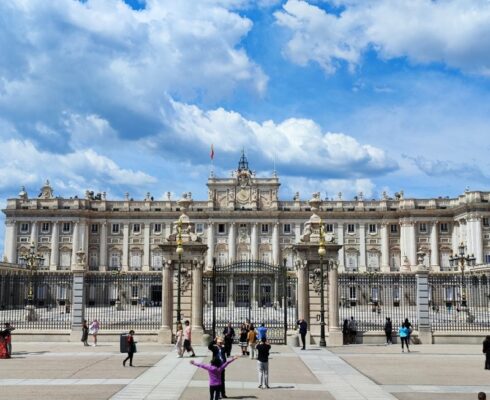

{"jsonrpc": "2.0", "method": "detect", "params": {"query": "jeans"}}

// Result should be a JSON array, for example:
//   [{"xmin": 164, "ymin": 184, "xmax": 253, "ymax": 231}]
[
  {"xmin": 209, "ymin": 384, "xmax": 220, "ymax": 400},
  {"xmin": 249, "ymin": 343, "xmax": 256, "ymax": 359},
  {"xmin": 258, "ymin": 361, "xmax": 269, "ymax": 387}
]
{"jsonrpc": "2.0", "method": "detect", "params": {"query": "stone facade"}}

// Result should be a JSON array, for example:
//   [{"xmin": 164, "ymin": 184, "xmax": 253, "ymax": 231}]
[{"xmin": 3, "ymin": 154, "xmax": 490, "ymax": 274}]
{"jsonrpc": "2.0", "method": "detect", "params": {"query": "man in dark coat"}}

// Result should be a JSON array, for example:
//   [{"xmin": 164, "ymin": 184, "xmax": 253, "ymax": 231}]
[
  {"xmin": 483, "ymin": 335, "xmax": 490, "ymax": 370},
  {"xmin": 297, "ymin": 318, "xmax": 307, "ymax": 350},
  {"xmin": 223, "ymin": 322, "xmax": 235, "ymax": 357},
  {"xmin": 384, "ymin": 317, "xmax": 393, "ymax": 345},
  {"xmin": 208, "ymin": 336, "xmax": 228, "ymax": 398}
]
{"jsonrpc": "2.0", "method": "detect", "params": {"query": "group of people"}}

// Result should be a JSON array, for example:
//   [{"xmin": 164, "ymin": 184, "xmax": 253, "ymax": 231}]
[
  {"xmin": 221, "ymin": 320, "xmax": 267, "ymax": 359},
  {"xmin": 342, "ymin": 316, "xmax": 358, "ymax": 344},
  {"xmin": 0, "ymin": 323, "xmax": 15, "ymax": 359},
  {"xmin": 81, "ymin": 319, "xmax": 100, "ymax": 346}
]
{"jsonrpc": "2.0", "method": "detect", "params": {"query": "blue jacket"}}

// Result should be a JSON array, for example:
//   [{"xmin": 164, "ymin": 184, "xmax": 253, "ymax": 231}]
[
  {"xmin": 257, "ymin": 326, "xmax": 267, "ymax": 341},
  {"xmin": 399, "ymin": 326, "xmax": 409, "ymax": 338}
]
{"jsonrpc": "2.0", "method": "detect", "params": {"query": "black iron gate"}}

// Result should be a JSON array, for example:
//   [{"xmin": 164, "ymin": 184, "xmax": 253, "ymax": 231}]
[{"xmin": 203, "ymin": 260, "xmax": 297, "ymax": 344}]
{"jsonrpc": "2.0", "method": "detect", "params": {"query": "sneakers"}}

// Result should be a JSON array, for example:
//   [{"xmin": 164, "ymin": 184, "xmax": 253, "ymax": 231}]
[
  {"xmin": 258, "ymin": 385, "xmax": 262, "ymax": 389},
  {"xmin": 190, "ymin": 354, "xmax": 196, "ymax": 357}
]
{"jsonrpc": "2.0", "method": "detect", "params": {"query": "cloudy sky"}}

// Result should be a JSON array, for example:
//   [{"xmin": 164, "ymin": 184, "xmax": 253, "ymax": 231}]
[{"xmin": 1, "ymin": 0, "xmax": 490, "ymax": 253}]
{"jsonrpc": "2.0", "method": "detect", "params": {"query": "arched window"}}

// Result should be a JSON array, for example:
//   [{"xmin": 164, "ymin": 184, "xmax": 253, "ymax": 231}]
[
  {"xmin": 151, "ymin": 250, "xmax": 163, "ymax": 270},
  {"xmin": 234, "ymin": 278, "xmax": 250, "ymax": 307},
  {"xmin": 130, "ymin": 249, "xmax": 142, "ymax": 270},
  {"xmin": 259, "ymin": 277, "xmax": 272, "ymax": 307},
  {"xmin": 346, "ymin": 251, "xmax": 358, "ymax": 271},
  {"xmin": 216, "ymin": 278, "xmax": 227, "ymax": 307}
]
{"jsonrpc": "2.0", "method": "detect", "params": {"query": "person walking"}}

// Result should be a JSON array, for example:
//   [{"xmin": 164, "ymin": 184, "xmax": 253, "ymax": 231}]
[
  {"xmin": 257, "ymin": 323, "xmax": 267, "ymax": 342},
  {"xmin": 256, "ymin": 338, "xmax": 271, "ymax": 389},
  {"xmin": 223, "ymin": 322, "xmax": 235, "ymax": 357},
  {"xmin": 239, "ymin": 324, "xmax": 248, "ymax": 356},
  {"xmin": 81, "ymin": 320, "xmax": 89, "ymax": 347},
  {"xmin": 208, "ymin": 336, "xmax": 228, "ymax": 398},
  {"xmin": 399, "ymin": 322, "xmax": 410, "ymax": 353},
  {"xmin": 384, "ymin": 317, "xmax": 393, "ymax": 345},
  {"xmin": 89, "ymin": 319, "xmax": 100, "ymax": 346},
  {"xmin": 123, "ymin": 330, "xmax": 136, "ymax": 367},
  {"xmin": 348, "ymin": 316, "xmax": 357, "ymax": 344},
  {"xmin": 3, "ymin": 323, "xmax": 15, "ymax": 356},
  {"xmin": 247, "ymin": 324, "xmax": 257, "ymax": 359},
  {"xmin": 183, "ymin": 320, "xmax": 196, "ymax": 357},
  {"xmin": 175, "ymin": 322, "xmax": 184, "ymax": 358},
  {"xmin": 297, "ymin": 317, "xmax": 307, "ymax": 350},
  {"xmin": 190, "ymin": 355, "xmax": 238, "ymax": 400},
  {"xmin": 342, "ymin": 319, "xmax": 349, "ymax": 345},
  {"xmin": 482, "ymin": 335, "xmax": 490, "ymax": 370},
  {"xmin": 404, "ymin": 318, "xmax": 413, "ymax": 343}
]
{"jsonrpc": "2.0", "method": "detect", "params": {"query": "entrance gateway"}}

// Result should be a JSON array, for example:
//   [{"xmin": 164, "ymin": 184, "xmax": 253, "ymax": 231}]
[{"xmin": 203, "ymin": 260, "xmax": 297, "ymax": 344}]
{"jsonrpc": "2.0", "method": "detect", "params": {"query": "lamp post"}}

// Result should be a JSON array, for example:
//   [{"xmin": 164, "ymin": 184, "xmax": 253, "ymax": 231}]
[
  {"xmin": 176, "ymin": 217, "xmax": 184, "ymax": 330},
  {"xmin": 19, "ymin": 242, "xmax": 44, "ymax": 321},
  {"xmin": 449, "ymin": 243, "xmax": 476, "ymax": 309},
  {"xmin": 318, "ymin": 220, "xmax": 327, "ymax": 347},
  {"xmin": 111, "ymin": 265, "xmax": 125, "ymax": 311}
]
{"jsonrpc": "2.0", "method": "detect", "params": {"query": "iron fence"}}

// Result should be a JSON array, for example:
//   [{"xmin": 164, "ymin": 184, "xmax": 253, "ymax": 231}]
[
  {"xmin": 338, "ymin": 272, "xmax": 418, "ymax": 331},
  {"xmin": 203, "ymin": 260, "xmax": 297, "ymax": 344},
  {"xmin": 0, "ymin": 268, "xmax": 72, "ymax": 329},
  {"xmin": 429, "ymin": 272, "xmax": 490, "ymax": 331},
  {"xmin": 84, "ymin": 272, "xmax": 162, "ymax": 330}
]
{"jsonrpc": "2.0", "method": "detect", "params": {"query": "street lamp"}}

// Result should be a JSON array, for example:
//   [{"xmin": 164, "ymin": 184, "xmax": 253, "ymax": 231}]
[
  {"xmin": 111, "ymin": 265, "xmax": 125, "ymax": 310},
  {"xmin": 449, "ymin": 243, "xmax": 476, "ymax": 309},
  {"xmin": 318, "ymin": 219, "xmax": 327, "ymax": 347},
  {"xmin": 19, "ymin": 242, "xmax": 44, "ymax": 321},
  {"xmin": 176, "ymin": 217, "xmax": 184, "ymax": 329}
]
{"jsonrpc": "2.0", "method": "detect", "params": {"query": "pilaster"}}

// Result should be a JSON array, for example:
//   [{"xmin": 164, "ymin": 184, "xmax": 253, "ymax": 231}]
[
  {"xmin": 143, "ymin": 222, "xmax": 150, "ymax": 271},
  {"xmin": 158, "ymin": 260, "xmax": 174, "ymax": 344},
  {"xmin": 359, "ymin": 223, "xmax": 366, "ymax": 271},
  {"xmin": 50, "ymin": 221, "xmax": 59, "ymax": 270}
]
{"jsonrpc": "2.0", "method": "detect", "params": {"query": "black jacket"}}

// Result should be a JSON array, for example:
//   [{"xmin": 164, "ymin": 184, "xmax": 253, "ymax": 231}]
[
  {"xmin": 256, "ymin": 342, "xmax": 271, "ymax": 363},
  {"xmin": 483, "ymin": 338, "xmax": 490, "ymax": 354},
  {"xmin": 384, "ymin": 321, "xmax": 392, "ymax": 334},
  {"xmin": 297, "ymin": 320, "xmax": 307, "ymax": 334},
  {"xmin": 208, "ymin": 342, "xmax": 227, "ymax": 365}
]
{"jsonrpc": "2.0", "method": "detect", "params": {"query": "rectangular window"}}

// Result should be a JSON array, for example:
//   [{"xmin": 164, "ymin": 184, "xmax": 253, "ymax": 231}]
[
  {"xmin": 62, "ymin": 222, "xmax": 71, "ymax": 233},
  {"xmin": 440, "ymin": 223, "xmax": 448, "ymax": 233},
  {"xmin": 154, "ymin": 223, "xmax": 162, "ymax": 233},
  {"xmin": 390, "ymin": 224, "xmax": 398, "ymax": 233},
  {"xmin": 91, "ymin": 224, "xmax": 98, "ymax": 234},
  {"xmin": 133, "ymin": 223, "xmax": 141, "ymax": 233},
  {"xmin": 283, "ymin": 223, "xmax": 291, "ymax": 234},
  {"xmin": 218, "ymin": 223, "xmax": 226, "ymax": 234},
  {"xmin": 261, "ymin": 224, "xmax": 269, "ymax": 234},
  {"xmin": 20, "ymin": 223, "xmax": 30, "ymax": 233},
  {"xmin": 483, "ymin": 218, "xmax": 489, "ymax": 227},
  {"xmin": 326, "ymin": 224, "xmax": 334, "ymax": 233},
  {"xmin": 347, "ymin": 224, "xmax": 355, "ymax": 233},
  {"xmin": 419, "ymin": 223, "xmax": 427, "ymax": 233},
  {"xmin": 41, "ymin": 222, "xmax": 50, "ymax": 233},
  {"xmin": 112, "ymin": 224, "xmax": 120, "ymax": 234},
  {"xmin": 485, "ymin": 254, "xmax": 490, "ymax": 264},
  {"xmin": 131, "ymin": 286, "xmax": 138, "ymax": 298},
  {"xmin": 196, "ymin": 223, "xmax": 204, "ymax": 234},
  {"xmin": 369, "ymin": 224, "xmax": 377, "ymax": 234}
]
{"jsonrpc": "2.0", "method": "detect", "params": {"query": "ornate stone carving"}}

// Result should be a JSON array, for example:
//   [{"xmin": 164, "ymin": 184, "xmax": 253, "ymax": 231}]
[{"xmin": 309, "ymin": 265, "xmax": 328, "ymax": 295}]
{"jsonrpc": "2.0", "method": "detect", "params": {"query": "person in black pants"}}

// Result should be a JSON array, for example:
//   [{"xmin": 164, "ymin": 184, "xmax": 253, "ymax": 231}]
[
  {"xmin": 297, "ymin": 318, "xmax": 307, "ymax": 350},
  {"xmin": 123, "ymin": 330, "xmax": 136, "ymax": 367},
  {"xmin": 223, "ymin": 323, "xmax": 235, "ymax": 357},
  {"xmin": 483, "ymin": 335, "xmax": 490, "ymax": 370},
  {"xmin": 384, "ymin": 317, "xmax": 393, "ymax": 345},
  {"xmin": 208, "ymin": 336, "xmax": 228, "ymax": 398}
]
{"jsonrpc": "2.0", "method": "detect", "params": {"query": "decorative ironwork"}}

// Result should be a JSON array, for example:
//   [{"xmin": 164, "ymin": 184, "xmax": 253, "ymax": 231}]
[
  {"xmin": 338, "ymin": 272, "xmax": 418, "ymax": 331},
  {"xmin": 203, "ymin": 259, "xmax": 297, "ymax": 344}
]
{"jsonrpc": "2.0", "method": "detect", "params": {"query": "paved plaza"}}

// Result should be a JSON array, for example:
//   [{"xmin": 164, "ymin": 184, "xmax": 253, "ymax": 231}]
[{"xmin": 0, "ymin": 340, "xmax": 489, "ymax": 400}]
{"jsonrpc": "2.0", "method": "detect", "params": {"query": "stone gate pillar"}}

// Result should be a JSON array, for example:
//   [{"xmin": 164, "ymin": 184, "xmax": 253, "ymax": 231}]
[
  {"xmin": 158, "ymin": 260, "xmax": 174, "ymax": 344},
  {"xmin": 296, "ymin": 259, "xmax": 308, "ymax": 321},
  {"xmin": 327, "ymin": 260, "xmax": 343, "ymax": 346},
  {"xmin": 191, "ymin": 259, "xmax": 204, "ymax": 343},
  {"xmin": 416, "ymin": 253, "xmax": 432, "ymax": 344},
  {"xmin": 70, "ymin": 250, "xmax": 86, "ymax": 342}
]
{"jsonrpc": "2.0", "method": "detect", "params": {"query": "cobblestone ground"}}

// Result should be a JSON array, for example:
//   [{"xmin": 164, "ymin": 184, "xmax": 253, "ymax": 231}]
[{"xmin": 0, "ymin": 341, "xmax": 489, "ymax": 399}]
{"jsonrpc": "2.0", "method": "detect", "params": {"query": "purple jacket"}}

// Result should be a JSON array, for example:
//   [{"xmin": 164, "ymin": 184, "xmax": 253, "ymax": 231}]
[{"xmin": 191, "ymin": 358, "xmax": 236, "ymax": 386}]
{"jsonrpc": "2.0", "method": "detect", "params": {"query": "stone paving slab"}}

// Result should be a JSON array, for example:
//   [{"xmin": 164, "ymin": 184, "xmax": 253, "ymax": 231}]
[
  {"xmin": 181, "ymin": 387, "xmax": 334, "ymax": 399},
  {"xmin": 0, "ymin": 385, "xmax": 125, "ymax": 400}
]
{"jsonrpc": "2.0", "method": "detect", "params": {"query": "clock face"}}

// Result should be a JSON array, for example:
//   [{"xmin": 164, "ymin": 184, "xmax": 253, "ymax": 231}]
[{"xmin": 237, "ymin": 188, "xmax": 250, "ymax": 203}]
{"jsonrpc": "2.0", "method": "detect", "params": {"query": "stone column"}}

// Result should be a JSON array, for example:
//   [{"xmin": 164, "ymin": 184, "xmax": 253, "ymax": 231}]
[
  {"xmin": 328, "ymin": 260, "xmax": 343, "ymax": 346},
  {"xmin": 251, "ymin": 223, "xmax": 258, "ymax": 261},
  {"xmin": 294, "ymin": 223, "xmax": 301, "ymax": 244},
  {"xmin": 228, "ymin": 223, "xmax": 236, "ymax": 262},
  {"xmin": 207, "ymin": 222, "xmax": 214, "ymax": 268},
  {"xmin": 296, "ymin": 260, "xmax": 308, "ymax": 323},
  {"xmin": 50, "ymin": 221, "xmax": 59, "ymax": 271},
  {"xmin": 143, "ymin": 223, "xmax": 150, "ymax": 271},
  {"xmin": 400, "ymin": 220, "xmax": 416, "ymax": 268},
  {"xmin": 430, "ymin": 221, "xmax": 440, "ymax": 271},
  {"xmin": 4, "ymin": 220, "xmax": 17, "ymax": 264},
  {"xmin": 158, "ymin": 260, "xmax": 174, "ymax": 344},
  {"xmin": 70, "ymin": 254, "xmax": 86, "ymax": 341},
  {"xmin": 30, "ymin": 221, "xmax": 38, "ymax": 246},
  {"xmin": 191, "ymin": 260, "xmax": 204, "ymax": 343},
  {"xmin": 468, "ymin": 216, "xmax": 483, "ymax": 265},
  {"xmin": 359, "ymin": 223, "xmax": 366, "ymax": 271},
  {"xmin": 380, "ymin": 223, "xmax": 389, "ymax": 272},
  {"xmin": 99, "ymin": 222, "xmax": 107, "ymax": 271},
  {"xmin": 71, "ymin": 222, "xmax": 79, "ymax": 269},
  {"xmin": 229, "ymin": 275, "xmax": 234, "ymax": 307},
  {"xmin": 452, "ymin": 222, "xmax": 460, "ymax": 256},
  {"xmin": 272, "ymin": 222, "xmax": 280, "ymax": 265},
  {"xmin": 337, "ymin": 223, "xmax": 345, "ymax": 271},
  {"xmin": 416, "ymin": 266, "xmax": 432, "ymax": 344},
  {"xmin": 122, "ymin": 223, "xmax": 129, "ymax": 271}
]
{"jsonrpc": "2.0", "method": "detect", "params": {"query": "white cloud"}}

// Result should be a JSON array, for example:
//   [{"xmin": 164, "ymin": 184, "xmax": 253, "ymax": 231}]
[
  {"xmin": 275, "ymin": 0, "xmax": 490, "ymax": 75},
  {"xmin": 165, "ymin": 99, "xmax": 397, "ymax": 177}
]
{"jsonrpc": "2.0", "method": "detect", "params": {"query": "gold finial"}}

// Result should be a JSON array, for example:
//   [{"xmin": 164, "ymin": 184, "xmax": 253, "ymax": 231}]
[
  {"xmin": 318, "ymin": 218, "xmax": 326, "ymax": 257},
  {"xmin": 176, "ymin": 218, "xmax": 183, "ymax": 255}
]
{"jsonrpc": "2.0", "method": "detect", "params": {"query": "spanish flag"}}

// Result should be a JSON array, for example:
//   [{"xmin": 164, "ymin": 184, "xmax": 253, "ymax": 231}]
[{"xmin": 210, "ymin": 144, "xmax": 215, "ymax": 160}]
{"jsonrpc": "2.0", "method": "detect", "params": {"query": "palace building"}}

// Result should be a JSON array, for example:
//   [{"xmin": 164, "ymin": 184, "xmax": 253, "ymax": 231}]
[{"xmin": 3, "ymin": 152, "xmax": 490, "ymax": 274}]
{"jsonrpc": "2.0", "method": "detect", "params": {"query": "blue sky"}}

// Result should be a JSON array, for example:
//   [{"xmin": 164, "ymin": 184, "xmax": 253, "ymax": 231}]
[{"xmin": 1, "ymin": 0, "xmax": 490, "ymax": 255}]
